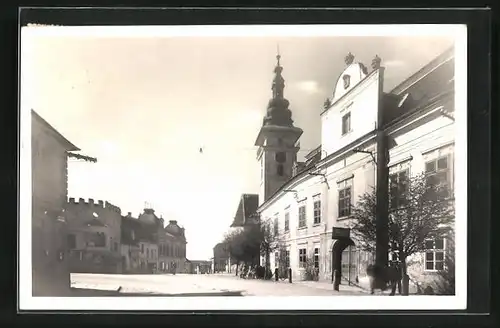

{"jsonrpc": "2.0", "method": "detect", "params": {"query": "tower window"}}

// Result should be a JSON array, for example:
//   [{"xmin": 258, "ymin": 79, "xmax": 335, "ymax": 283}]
[
  {"xmin": 275, "ymin": 152, "xmax": 286, "ymax": 163},
  {"xmin": 277, "ymin": 164, "xmax": 284, "ymax": 176}
]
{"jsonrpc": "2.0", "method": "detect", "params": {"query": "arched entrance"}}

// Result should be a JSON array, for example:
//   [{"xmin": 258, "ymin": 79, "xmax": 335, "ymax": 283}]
[{"xmin": 331, "ymin": 238, "xmax": 355, "ymax": 291}]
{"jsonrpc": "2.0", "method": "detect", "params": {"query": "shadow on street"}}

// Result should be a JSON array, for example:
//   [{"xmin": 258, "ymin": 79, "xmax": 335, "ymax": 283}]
[{"xmin": 69, "ymin": 288, "xmax": 244, "ymax": 297}]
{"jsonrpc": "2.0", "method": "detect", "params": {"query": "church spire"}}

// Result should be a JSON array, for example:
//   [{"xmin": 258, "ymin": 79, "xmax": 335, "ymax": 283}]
[
  {"xmin": 272, "ymin": 45, "xmax": 285, "ymax": 99},
  {"xmin": 262, "ymin": 46, "xmax": 294, "ymax": 127}
]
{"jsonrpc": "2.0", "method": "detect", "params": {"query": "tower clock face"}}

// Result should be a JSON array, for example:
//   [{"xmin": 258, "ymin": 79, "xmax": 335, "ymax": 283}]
[{"xmin": 275, "ymin": 152, "xmax": 286, "ymax": 163}]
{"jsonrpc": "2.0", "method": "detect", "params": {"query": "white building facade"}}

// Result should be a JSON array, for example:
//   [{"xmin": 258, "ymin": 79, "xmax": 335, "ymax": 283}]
[{"xmin": 256, "ymin": 48, "xmax": 455, "ymax": 291}]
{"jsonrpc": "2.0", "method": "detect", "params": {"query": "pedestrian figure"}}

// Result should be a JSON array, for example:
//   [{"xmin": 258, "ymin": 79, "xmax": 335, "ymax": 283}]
[{"xmin": 367, "ymin": 261, "xmax": 401, "ymax": 295}]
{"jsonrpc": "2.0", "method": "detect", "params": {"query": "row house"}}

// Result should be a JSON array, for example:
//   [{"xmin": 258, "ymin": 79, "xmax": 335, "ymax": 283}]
[
  {"xmin": 253, "ymin": 47, "xmax": 455, "ymax": 292},
  {"xmin": 120, "ymin": 208, "xmax": 187, "ymax": 274},
  {"xmin": 65, "ymin": 198, "xmax": 123, "ymax": 273}
]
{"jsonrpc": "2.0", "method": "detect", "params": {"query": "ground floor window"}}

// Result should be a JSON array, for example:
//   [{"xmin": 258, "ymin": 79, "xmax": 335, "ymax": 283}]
[
  {"xmin": 425, "ymin": 238, "xmax": 445, "ymax": 271},
  {"xmin": 274, "ymin": 252, "xmax": 279, "ymax": 268},
  {"xmin": 285, "ymin": 250, "xmax": 290, "ymax": 269},
  {"xmin": 314, "ymin": 248, "xmax": 319, "ymax": 269},
  {"xmin": 299, "ymin": 248, "xmax": 307, "ymax": 268}
]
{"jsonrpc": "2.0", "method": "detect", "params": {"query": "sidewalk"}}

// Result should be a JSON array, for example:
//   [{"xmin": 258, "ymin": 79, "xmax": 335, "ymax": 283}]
[{"xmin": 294, "ymin": 280, "xmax": 367, "ymax": 294}]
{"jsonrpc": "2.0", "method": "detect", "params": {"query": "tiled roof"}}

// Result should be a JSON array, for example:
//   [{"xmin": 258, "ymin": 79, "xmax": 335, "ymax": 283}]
[
  {"xmin": 390, "ymin": 46, "xmax": 454, "ymax": 96},
  {"xmin": 31, "ymin": 109, "xmax": 80, "ymax": 151},
  {"xmin": 230, "ymin": 194, "xmax": 259, "ymax": 227}
]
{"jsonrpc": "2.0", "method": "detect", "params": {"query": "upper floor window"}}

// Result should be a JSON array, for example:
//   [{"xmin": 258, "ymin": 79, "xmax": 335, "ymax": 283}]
[
  {"xmin": 425, "ymin": 155, "xmax": 452, "ymax": 197},
  {"xmin": 273, "ymin": 214, "xmax": 279, "ymax": 235},
  {"xmin": 341, "ymin": 112, "xmax": 351, "ymax": 135},
  {"xmin": 284, "ymin": 209, "xmax": 290, "ymax": 232},
  {"xmin": 389, "ymin": 166, "xmax": 410, "ymax": 210},
  {"xmin": 425, "ymin": 238, "xmax": 445, "ymax": 271},
  {"xmin": 298, "ymin": 201, "xmax": 307, "ymax": 228},
  {"xmin": 338, "ymin": 178, "xmax": 353, "ymax": 218},
  {"xmin": 313, "ymin": 194, "xmax": 321, "ymax": 224}
]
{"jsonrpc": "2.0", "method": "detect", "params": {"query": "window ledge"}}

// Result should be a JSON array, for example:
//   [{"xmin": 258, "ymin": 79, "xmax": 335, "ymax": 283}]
[
  {"xmin": 341, "ymin": 130, "xmax": 353, "ymax": 138},
  {"xmin": 337, "ymin": 216, "xmax": 352, "ymax": 221},
  {"xmin": 297, "ymin": 226, "xmax": 307, "ymax": 231},
  {"xmin": 312, "ymin": 223, "xmax": 322, "ymax": 227}
]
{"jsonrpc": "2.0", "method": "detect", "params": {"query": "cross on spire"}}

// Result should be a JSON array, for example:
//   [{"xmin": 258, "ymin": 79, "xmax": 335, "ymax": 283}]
[
  {"xmin": 276, "ymin": 43, "xmax": 281, "ymax": 66},
  {"xmin": 272, "ymin": 45, "xmax": 285, "ymax": 99}
]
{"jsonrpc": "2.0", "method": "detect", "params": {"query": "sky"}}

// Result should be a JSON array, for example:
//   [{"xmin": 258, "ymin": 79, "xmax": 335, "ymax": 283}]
[{"xmin": 21, "ymin": 26, "xmax": 455, "ymax": 260}]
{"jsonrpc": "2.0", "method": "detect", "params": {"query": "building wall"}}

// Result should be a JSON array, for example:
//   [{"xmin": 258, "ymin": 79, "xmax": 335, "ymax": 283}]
[
  {"xmin": 262, "ymin": 92, "xmax": 454, "ymax": 289},
  {"xmin": 120, "ymin": 243, "xmax": 141, "ymax": 273},
  {"xmin": 65, "ymin": 198, "xmax": 122, "ymax": 251},
  {"xmin": 64, "ymin": 198, "xmax": 123, "ymax": 273},
  {"xmin": 258, "ymin": 130, "xmax": 300, "ymax": 206},
  {"xmin": 158, "ymin": 235, "xmax": 186, "ymax": 273},
  {"xmin": 213, "ymin": 243, "xmax": 230, "ymax": 272},
  {"xmin": 31, "ymin": 115, "xmax": 72, "ymax": 295},
  {"xmin": 138, "ymin": 241, "xmax": 158, "ymax": 271},
  {"xmin": 321, "ymin": 67, "xmax": 382, "ymax": 158}
]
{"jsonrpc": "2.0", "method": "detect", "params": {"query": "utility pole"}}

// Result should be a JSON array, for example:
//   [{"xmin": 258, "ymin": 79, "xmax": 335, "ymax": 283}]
[
  {"xmin": 374, "ymin": 62, "xmax": 390, "ymax": 285},
  {"xmin": 375, "ymin": 131, "xmax": 389, "ymax": 271}
]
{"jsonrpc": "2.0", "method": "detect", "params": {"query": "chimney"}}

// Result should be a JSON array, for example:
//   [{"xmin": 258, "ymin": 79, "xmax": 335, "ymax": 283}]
[
  {"xmin": 169, "ymin": 220, "xmax": 177, "ymax": 225},
  {"xmin": 127, "ymin": 212, "xmax": 132, "ymax": 217},
  {"xmin": 98, "ymin": 200, "xmax": 104, "ymax": 207}
]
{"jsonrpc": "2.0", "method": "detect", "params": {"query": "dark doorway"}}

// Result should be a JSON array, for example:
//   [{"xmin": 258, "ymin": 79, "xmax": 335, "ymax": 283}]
[{"xmin": 331, "ymin": 238, "xmax": 355, "ymax": 290}]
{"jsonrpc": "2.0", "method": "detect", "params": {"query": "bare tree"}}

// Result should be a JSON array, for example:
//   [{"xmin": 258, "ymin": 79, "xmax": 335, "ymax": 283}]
[
  {"xmin": 223, "ymin": 229, "xmax": 258, "ymax": 275},
  {"xmin": 351, "ymin": 172, "xmax": 454, "ymax": 295},
  {"xmin": 252, "ymin": 220, "xmax": 284, "ymax": 277},
  {"xmin": 223, "ymin": 219, "xmax": 284, "ymax": 279}
]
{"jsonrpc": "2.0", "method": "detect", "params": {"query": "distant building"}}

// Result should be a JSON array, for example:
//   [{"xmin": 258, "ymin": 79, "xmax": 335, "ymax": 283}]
[
  {"xmin": 120, "ymin": 214, "xmax": 142, "ymax": 273},
  {"xmin": 230, "ymin": 194, "xmax": 260, "ymax": 227},
  {"xmin": 225, "ymin": 194, "xmax": 261, "ymax": 271},
  {"xmin": 186, "ymin": 260, "xmax": 212, "ymax": 274},
  {"xmin": 65, "ymin": 198, "xmax": 123, "ymax": 273},
  {"xmin": 213, "ymin": 242, "xmax": 230, "ymax": 272},
  {"xmin": 163, "ymin": 220, "xmax": 187, "ymax": 273},
  {"xmin": 136, "ymin": 208, "xmax": 160, "ymax": 273},
  {"xmin": 31, "ymin": 110, "xmax": 80, "ymax": 296},
  {"xmin": 119, "ymin": 208, "xmax": 187, "ymax": 274}
]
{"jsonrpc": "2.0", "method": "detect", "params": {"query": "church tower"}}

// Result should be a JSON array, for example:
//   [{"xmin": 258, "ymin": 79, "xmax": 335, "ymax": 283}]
[{"xmin": 255, "ymin": 51, "xmax": 303, "ymax": 205}]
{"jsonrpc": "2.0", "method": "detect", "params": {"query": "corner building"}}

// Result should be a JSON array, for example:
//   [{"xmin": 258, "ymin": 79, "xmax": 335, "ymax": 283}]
[{"xmin": 256, "ymin": 48, "xmax": 455, "ymax": 291}]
